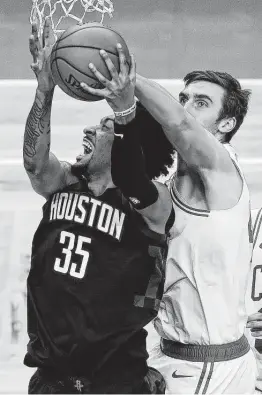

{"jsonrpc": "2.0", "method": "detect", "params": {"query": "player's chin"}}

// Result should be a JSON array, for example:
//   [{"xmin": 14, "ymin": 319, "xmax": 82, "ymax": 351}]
[
  {"xmin": 75, "ymin": 153, "xmax": 93, "ymax": 165},
  {"xmin": 71, "ymin": 154, "xmax": 91, "ymax": 175}
]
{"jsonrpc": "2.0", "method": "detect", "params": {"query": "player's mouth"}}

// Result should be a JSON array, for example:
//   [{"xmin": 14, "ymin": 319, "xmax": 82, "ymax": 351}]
[
  {"xmin": 75, "ymin": 138, "xmax": 95, "ymax": 162},
  {"xmin": 83, "ymin": 139, "xmax": 94, "ymax": 154}
]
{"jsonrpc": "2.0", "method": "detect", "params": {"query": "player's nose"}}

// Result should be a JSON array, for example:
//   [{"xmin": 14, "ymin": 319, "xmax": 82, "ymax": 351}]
[{"xmin": 83, "ymin": 127, "xmax": 96, "ymax": 136}]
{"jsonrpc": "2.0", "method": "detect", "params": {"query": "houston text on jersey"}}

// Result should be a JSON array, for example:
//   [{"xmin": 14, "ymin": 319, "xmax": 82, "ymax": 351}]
[{"xmin": 49, "ymin": 192, "xmax": 126, "ymax": 241}]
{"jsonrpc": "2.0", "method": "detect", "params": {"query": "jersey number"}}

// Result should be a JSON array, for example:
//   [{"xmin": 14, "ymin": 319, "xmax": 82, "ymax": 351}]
[
  {"xmin": 54, "ymin": 231, "xmax": 91, "ymax": 279},
  {"xmin": 252, "ymin": 264, "xmax": 262, "ymax": 301}
]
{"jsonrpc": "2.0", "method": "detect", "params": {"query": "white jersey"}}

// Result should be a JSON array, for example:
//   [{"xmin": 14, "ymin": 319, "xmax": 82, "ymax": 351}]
[
  {"xmin": 246, "ymin": 208, "xmax": 262, "ymax": 317},
  {"xmin": 246, "ymin": 208, "xmax": 262, "ymax": 392},
  {"xmin": 154, "ymin": 144, "xmax": 253, "ymax": 345}
]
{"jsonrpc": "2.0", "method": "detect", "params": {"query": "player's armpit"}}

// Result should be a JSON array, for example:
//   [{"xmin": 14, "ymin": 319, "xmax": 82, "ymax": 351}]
[
  {"xmin": 136, "ymin": 181, "xmax": 174, "ymax": 235},
  {"xmin": 26, "ymin": 153, "xmax": 77, "ymax": 198}
]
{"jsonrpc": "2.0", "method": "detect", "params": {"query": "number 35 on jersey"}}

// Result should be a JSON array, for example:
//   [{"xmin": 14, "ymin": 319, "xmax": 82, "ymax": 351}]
[{"xmin": 54, "ymin": 231, "xmax": 91, "ymax": 279}]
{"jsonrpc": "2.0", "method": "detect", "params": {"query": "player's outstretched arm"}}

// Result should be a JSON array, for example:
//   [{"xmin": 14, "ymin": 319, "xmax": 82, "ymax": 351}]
[
  {"xmin": 135, "ymin": 75, "xmax": 235, "ymax": 173},
  {"xmin": 80, "ymin": 45, "xmax": 173, "ymax": 233},
  {"xmin": 24, "ymin": 20, "xmax": 74, "ymax": 198}
]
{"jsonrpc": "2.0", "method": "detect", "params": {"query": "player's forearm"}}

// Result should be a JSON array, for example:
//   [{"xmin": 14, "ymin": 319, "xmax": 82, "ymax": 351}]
[
  {"xmin": 135, "ymin": 75, "xmax": 190, "ymax": 146},
  {"xmin": 112, "ymin": 121, "xmax": 159, "ymax": 210},
  {"xmin": 23, "ymin": 88, "xmax": 54, "ymax": 174}
]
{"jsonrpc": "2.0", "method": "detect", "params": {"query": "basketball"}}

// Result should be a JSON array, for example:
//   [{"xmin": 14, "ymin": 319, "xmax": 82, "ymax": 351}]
[{"xmin": 50, "ymin": 23, "xmax": 131, "ymax": 101}]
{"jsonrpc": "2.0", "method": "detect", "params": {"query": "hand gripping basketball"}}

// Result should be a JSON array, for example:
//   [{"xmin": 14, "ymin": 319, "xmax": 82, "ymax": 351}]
[
  {"xmin": 29, "ymin": 18, "xmax": 56, "ymax": 93},
  {"xmin": 80, "ymin": 44, "xmax": 136, "ymax": 113}
]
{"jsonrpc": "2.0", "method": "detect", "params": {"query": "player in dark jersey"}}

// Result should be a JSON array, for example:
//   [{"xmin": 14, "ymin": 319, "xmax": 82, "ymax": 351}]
[{"xmin": 23, "ymin": 21, "xmax": 175, "ymax": 394}]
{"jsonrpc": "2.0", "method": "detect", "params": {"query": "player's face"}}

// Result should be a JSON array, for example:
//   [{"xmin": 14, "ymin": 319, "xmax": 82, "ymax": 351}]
[
  {"xmin": 72, "ymin": 115, "xmax": 115, "ymax": 176},
  {"xmin": 179, "ymin": 81, "xmax": 225, "ymax": 134}
]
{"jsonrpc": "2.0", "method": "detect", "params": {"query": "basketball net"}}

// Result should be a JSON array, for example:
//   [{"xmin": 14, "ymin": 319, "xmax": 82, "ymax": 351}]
[{"xmin": 30, "ymin": 0, "xmax": 114, "ymax": 38}]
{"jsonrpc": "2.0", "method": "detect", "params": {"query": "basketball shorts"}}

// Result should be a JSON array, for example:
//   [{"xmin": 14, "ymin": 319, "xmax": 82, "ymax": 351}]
[
  {"xmin": 246, "ymin": 328, "xmax": 262, "ymax": 394},
  {"xmin": 28, "ymin": 366, "xmax": 165, "ymax": 394},
  {"xmin": 148, "ymin": 335, "xmax": 257, "ymax": 394}
]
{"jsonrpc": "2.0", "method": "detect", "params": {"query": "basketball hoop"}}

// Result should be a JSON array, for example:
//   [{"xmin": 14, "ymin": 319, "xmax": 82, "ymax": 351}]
[{"xmin": 30, "ymin": 0, "xmax": 114, "ymax": 38}]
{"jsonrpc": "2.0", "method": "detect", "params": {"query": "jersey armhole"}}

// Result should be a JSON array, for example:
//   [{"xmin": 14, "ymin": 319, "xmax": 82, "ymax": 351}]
[{"xmin": 130, "ymin": 204, "xmax": 174, "ymax": 247}]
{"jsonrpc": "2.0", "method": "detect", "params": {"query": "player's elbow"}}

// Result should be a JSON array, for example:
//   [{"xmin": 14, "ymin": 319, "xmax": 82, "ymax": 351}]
[
  {"xmin": 23, "ymin": 157, "xmax": 37, "ymax": 174},
  {"xmin": 23, "ymin": 156, "xmax": 47, "ymax": 176}
]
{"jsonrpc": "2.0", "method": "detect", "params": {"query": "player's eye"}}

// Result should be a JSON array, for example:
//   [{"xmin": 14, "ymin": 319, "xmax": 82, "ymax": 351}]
[{"xmin": 196, "ymin": 100, "xmax": 208, "ymax": 108}]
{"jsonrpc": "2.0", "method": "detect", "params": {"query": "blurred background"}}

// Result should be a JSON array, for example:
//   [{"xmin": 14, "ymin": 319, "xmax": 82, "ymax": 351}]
[
  {"xmin": 0, "ymin": 0, "xmax": 262, "ymax": 392},
  {"xmin": 1, "ymin": 0, "xmax": 262, "ymax": 79}
]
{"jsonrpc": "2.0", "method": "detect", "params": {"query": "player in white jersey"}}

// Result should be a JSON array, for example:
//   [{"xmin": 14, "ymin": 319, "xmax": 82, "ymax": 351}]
[
  {"xmin": 246, "ymin": 208, "xmax": 262, "ymax": 393},
  {"xmin": 80, "ymin": 50, "xmax": 257, "ymax": 392},
  {"xmin": 132, "ymin": 71, "xmax": 257, "ymax": 394}
]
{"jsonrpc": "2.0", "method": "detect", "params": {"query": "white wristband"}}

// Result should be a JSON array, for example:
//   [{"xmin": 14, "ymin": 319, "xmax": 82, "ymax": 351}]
[{"xmin": 114, "ymin": 102, "xmax": 137, "ymax": 117}]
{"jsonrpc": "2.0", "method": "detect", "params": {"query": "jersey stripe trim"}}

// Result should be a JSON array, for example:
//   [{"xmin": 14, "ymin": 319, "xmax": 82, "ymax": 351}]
[
  {"xmin": 195, "ymin": 362, "xmax": 208, "ymax": 394},
  {"xmin": 202, "ymin": 362, "xmax": 214, "ymax": 394},
  {"xmin": 253, "ymin": 208, "xmax": 262, "ymax": 248},
  {"xmin": 170, "ymin": 176, "xmax": 210, "ymax": 217},
  {"xmin": 170, "ymin": 187, "xmax": 209, "ymax": 218},
  {"xmin": 253, "ymin": 208, "xmax": 262, "ymax": 237}
]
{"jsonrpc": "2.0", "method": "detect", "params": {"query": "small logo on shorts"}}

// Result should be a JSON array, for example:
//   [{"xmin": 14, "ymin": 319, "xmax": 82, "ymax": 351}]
[
  {"xmin": 172, "ymin": 370, "xmax": 193, "ymax": 379},
  {"xmin": 74, "ymin": 380, "xmax": 84, "ymax": 392}
]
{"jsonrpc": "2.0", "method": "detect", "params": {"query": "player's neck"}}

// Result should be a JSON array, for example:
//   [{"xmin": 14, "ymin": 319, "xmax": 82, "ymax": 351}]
[{"xmin": 87, "ymin": 171, "xmax": 115, "ymax": 196}]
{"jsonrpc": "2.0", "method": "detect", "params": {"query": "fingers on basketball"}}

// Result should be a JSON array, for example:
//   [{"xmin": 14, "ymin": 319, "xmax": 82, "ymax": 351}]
[
  {"xmin": 129, "ymin": 54, "xmax": 136, "ymax": 82},
  {"xmin": 100, "ymin": 50, "xmax": 119, "ymax": 80},
  {"xmin": 117, "ymin": 44, "xmax": 128, "ymax": 76},
  {"xmin": 89, "ymin": 62, "xmax": 109, "ymax": 86},
  {"xmin": 80, "ymin": 83, "xmax": 105, "ymax": 97}
]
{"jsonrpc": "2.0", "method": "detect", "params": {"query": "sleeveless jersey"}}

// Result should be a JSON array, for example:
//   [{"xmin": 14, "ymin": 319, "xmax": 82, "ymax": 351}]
[
  {"xmin": 154, "ymin": 144, "xmax": 253, "ymax": 345},
  {"xmin": 24, "ymin": 180, "xmax": 173, "ymax": 382},
  {"xmin": 245, "ymin": 208, "xmax": 262, "ymax": 391}
]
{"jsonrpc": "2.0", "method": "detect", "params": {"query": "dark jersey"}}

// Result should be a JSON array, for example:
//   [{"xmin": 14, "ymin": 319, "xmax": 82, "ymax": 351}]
[{"xmin": 24, "ymin": 180, "xmax": 173, "ymax": 385}]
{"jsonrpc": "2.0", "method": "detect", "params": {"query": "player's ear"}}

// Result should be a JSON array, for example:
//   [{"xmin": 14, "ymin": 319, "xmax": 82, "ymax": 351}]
[{"xmin": 217, "ymin": 117, "xmax": 236, "ymax": 134}]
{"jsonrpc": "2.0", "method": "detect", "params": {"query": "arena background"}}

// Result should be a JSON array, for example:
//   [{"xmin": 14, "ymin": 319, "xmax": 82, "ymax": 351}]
[{"xmin": 1, "ymin": 0, "xmax": 262, "ymax": 392}]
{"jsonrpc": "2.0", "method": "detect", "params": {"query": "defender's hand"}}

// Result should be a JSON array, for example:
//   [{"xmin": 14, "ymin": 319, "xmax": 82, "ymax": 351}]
[
  {"xmin": 80, "ymin": 44, "xmax": 136, "ymax": 112},
  {"xmin": 247, "ymin": 312, "xmax": 262, "ymax": 337},
  {"xmin": 29, "ymin": 19, "xmax": 55, "ymax": 93}
]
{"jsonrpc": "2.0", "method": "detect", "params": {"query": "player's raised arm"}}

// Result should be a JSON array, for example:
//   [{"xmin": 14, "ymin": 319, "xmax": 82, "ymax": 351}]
[
  {"xmin": 24, "ymin": 20, "xmax": 73, "ymax": 198},
  {"xmin": 80, "ymin": 44, "xmax": 174, "ymax": 234},
  {"xmin": 135, "ymin": 74, "xmax": 236, "ymax": 172}
]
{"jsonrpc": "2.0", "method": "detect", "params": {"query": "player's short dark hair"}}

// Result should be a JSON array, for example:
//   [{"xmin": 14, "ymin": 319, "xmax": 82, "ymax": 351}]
[
  {"xmin": 183, "ymin": 71, "xmax": 251, "ymax": 142},
  {"xmin": 135, "ymin": 102, "xmax": 175, "ymax": 179}
]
